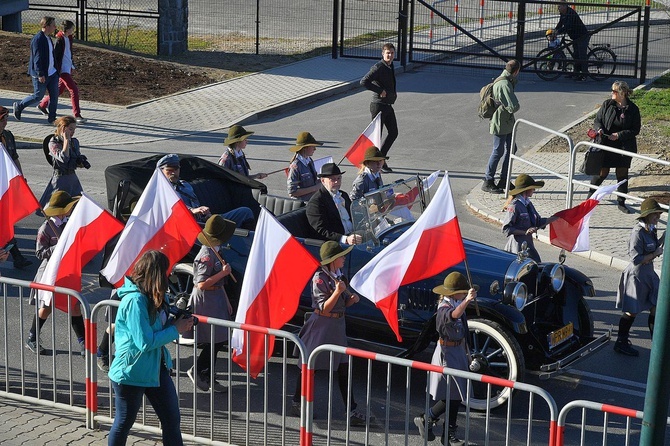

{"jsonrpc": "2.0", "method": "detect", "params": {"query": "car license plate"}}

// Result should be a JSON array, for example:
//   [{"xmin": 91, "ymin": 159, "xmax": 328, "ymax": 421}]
[{"xmin": 548, "ymin": 322, "xmax": 574, "ymax": 349}]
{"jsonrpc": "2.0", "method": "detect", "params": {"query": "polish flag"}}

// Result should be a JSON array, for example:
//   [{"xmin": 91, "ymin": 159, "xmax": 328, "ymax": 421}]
[
  {"xmin": 231, "ymin": 208, "xmax": 319, "ymax": 378},
  {"xmin": 342, "ymin": 112, "xmax": 382, "ymax": 166},
  {"xmin": 350, "ymin": 172, "xmax": 466, "ymax": 342},
  {"xmin": 550, "ymin": 181, "xmax": 625, "ymax": 252},
  {"xmin": 0, "ymin": 146, "xmax": 40, "ymax": 247},
  {"xmin": 37, "ymin": 193, "xmax": 123, "ymax": 312},
  {"xmin": 100, "ymin": 169, "xmax": 202, "ymax": 287}
]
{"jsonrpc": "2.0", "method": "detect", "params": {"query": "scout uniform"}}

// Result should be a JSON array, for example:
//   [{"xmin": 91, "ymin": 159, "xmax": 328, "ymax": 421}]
[
  {"xmin": 350, "ymin": 146, "xmax": 389, "ymax": 201},
  {"xmin": 287, "ymin": 132, "xmax": 323, "ymax": 200},
  {"xmin": 502, "ymin": 174, "xmax": 549, "ymax": 262},
  {"xmin": 219, "ymin": 124, "xmax": 254, "ymax": 176}
]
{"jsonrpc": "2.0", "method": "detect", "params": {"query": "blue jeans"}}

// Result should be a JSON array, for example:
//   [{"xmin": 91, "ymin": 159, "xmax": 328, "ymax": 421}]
[
  {"xmin": 485, "ymin": 133, "xmax": 517, "ymax": 184},
  {"xmin": 108, "ymin": 366, "xmax": 183, "ymax": 446},
  {"xmin": 18, "ymin": 73, "xmax": 59, "ymax": 122},
  {"xmin": 222, "ymin": 206, "xmax": 254, "ymax": 229}
]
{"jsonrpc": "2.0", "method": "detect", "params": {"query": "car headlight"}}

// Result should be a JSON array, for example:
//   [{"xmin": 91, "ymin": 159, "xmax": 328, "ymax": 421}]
[
  {"xmin": 503, "ymin": 281, "xmax": 528, "ymax": 310},
  {"xmin": 541, "ymin": 264, "xmax": 565, "ymax": 293}
]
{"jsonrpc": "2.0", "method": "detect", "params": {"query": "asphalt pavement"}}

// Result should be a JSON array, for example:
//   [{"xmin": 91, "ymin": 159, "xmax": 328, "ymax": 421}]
[{"xmin": 0, "ymin": 53, "xmax": 667, "ymax": 444}]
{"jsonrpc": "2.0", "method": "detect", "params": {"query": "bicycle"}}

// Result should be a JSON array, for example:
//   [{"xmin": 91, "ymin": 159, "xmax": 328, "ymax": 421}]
[{"xmin": 534, "ymin": 35, "xmax": 617, "ymax": 81}]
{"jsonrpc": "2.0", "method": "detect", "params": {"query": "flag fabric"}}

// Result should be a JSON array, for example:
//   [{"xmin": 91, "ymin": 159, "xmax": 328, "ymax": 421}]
[
  {"xmin": 37, "ymin": 193, "xmax": 123, "ymax": 312},
  {"xmin": 231, "ymin": 208, "xmax": 319, "ymax": 378},
  {"xmin": 0, "ymin": 146, "xmax": 40, "ymax": 247},
  {"xmin": 313, "ymin": 156, "xmax": 333, "ymax": 176},
  {"xmin": 350, "ymin": 172, "xmax": 466, "ymax": 342},
  {"xmin": 100, "ymin": 169, "xmax": 201, "ymax": 287},
  {"xmin": 342, "ymin": 112, "xmax": 382, "ymax": 166},
  {"xmin": 550, "ymin": 180, "xmax": 625, "ymax": 252}
]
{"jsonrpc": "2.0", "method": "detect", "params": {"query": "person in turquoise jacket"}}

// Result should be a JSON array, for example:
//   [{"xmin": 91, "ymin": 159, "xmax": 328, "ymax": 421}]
[{"xmin": 108, "ymin": 250, "xmax": 194, "ymax": 446}]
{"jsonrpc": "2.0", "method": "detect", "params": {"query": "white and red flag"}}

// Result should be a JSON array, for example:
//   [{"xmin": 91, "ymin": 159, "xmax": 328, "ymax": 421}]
[
  {"xmin": 37, "ymin": 193, "xmax": 123, "ymax": 312},
  {"xmin": 100, "ymin": 169, "xmax": 201, "ymax": 287},
  {"xmin": 231, "ymin": 208, "xmax": 319, "ymax": 378},
  {"xmin": 350, "ymin": 172, "xmax": 466, "ymax": 342},
  {"xmin": 342, "ymin": 112, "xmax": 382, "ymax": 167},
  {"xmin": 0, "ymin": 146, "xmax": 40, "ymax": 247},
  {"xmin": 550, "ymin": 180, "xmax": 625, "ymax": 252}
]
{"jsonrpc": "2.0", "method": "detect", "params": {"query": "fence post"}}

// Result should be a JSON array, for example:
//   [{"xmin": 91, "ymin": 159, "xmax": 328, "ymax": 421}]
[
  {"xmin": 398, "ymin": 0, "xmax": 409, "ymax": 67},
  {"xmin": 639, "ymin": 2, "xmax": 651, "ymax": 83},
  {"xmin": 331, "ymin": 0, "xmax": 339, "ymax": 59},
  {"xmin": 514, "ymin": 0, "xmax": 526, "ymax": 65}
]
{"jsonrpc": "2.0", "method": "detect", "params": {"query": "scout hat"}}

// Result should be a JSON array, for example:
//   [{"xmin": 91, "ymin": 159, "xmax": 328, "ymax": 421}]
[
  {"xmin": 157, "ymin": 153, "xmax": 180, "ymax": 169},
  {"xmin": 197, "ymin": 215, "xmax": 237, "ymax": 247},
  {"xmin": 224, "ymin": 125, "xmax": 254, "ymax": 146},
  {"xmin": 319, "ymin": 241, "xmax": 354, "ymax": 266},
  {"xmin": 362, "ymin": 146, "xmax": 389, "ymax": 162},
  {"xmin": 317, "ymin": 163, "xmax": 345, "ymax": 178},
  {"xmin": 43, "ymin": 191, "xmax": 80, "ymax": 217},
  {"xmin": 637, "ymin": 198, "xmax": 664, "ymax": 220},
  {"xmin": 289, "ymin": 131, "xmax": 323, "ymax": 152},
  {"xmin": 0, "ymin": 106, "xmax": 9, "ymax": 120},
  {"xmin": 433, "ymin": 271, "xmax": 479, "ymax": 296},
  {"xmin": 509, "ymin": 174, "xmax": 545, "ymax": 196}
]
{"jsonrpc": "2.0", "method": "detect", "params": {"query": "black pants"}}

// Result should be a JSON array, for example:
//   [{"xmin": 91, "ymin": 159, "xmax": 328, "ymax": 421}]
[{"xmin": 370, "ymin": 102, "xmax": 398, "ymax": 157}]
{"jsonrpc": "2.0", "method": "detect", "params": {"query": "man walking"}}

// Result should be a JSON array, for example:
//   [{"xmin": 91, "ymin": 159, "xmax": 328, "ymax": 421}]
[
  {"xmin": 361, "ymin": 43, "xmax": 398, "ymax": 173},
  {"xmin": 555, "ymin": 0, "xmax": 590, "ymax": 81},
  {"xmin": 482, "ymin": 59, "xmax": 521, "ymax": 194},
  {"xmin": 13, "ymin": 16, "xmax": 59, "ymax": 124}
]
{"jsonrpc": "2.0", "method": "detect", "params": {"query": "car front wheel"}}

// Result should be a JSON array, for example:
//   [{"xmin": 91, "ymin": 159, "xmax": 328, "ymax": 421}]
[{"xmin": 468, "ymin": 319, "xmax": 525, "ymax": 410}]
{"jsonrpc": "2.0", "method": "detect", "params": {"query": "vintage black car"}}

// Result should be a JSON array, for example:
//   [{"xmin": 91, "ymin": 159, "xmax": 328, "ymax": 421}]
[{"xmin": 104, "ymin": 155, "xmax": 610, "ymax": 409}]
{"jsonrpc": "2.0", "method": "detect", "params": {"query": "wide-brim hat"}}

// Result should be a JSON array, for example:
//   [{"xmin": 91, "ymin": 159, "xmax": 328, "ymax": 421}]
[
  {"xmin": 317, "ymin": 162, "xmax": 345, "ymax": 178},
  {"xmin": 289, "ymin": 131, "xmax": 323, "ymax": 152},
  {"xmin": 363, "ymin": 146, "xmax": 389, "ymax": 162},
  {"xmin": 432, "ymin": 272, "xmax": 479, "ymax": 296},
  {"xmin": 157, "ymin": 153, "xmax": 180, "ymax": 169},
  {"xmin": 319, "ymin": 241, "xmax": 354, "ymax": 265},
  {"xmin": 637, "ymin": 198, "xmax": 665, "ymax": 219},
  {"xmin": 43, "ymin": 191, "xmax": 80, "ymax": 217},
  {"xmin": 509, "ymin": 174, "xmax": 545, "ymax": 196},
  {"xmin": 224, "ymin": 124, "xmax": 254, "ymax": 146},
  {"xmin": 197, "ymin": 215, "xmax": 237, "ymax": 246}
]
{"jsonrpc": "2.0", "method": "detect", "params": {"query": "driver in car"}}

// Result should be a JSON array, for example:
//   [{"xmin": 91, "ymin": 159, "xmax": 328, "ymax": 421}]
[
  {"xmin": 306, "ymin": 163, "xmax": 362, "ymax": 246},
  {"xmin": 157, "ymin": 154, "xmax": 255, "ymax": 229}
]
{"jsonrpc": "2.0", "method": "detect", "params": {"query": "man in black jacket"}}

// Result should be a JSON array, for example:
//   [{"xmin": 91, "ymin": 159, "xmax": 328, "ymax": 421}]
[
  {"xmin": 361, "ymin": 43, "xmax": 398, "ymax": 173},
  {"xmin": 555, "ymin": 0, "xmax": 590, "ymax": 81},
  {"xmin": 306, "ymin": 163, "xmax": 362, "ymax": 245}
]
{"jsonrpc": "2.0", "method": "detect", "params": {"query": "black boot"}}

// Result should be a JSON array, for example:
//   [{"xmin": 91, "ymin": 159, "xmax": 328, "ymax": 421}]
[
  {"xmin": 648, "ymin": 309, "xmax": 655, "ymax": 339},
  {"xmin": 414, "ymin": 413, "xmax": 437, "ymax": 441},
  {"xmin": 614, "ymin": 314, "xmax": 638, "ymax": 356},
  {"xmin": 616, "ymin": 180, "xmax": 630, "ymax": 213},
  {"xmin": 9, "ymin": 240, "xmax": 32, "ymax": 269},
  {"xmin": 442, "ymin": 425, "xmax": 465, "ymax": 446},
  {"xmin": 587, "ymin": 175, "xmax": 605, "ymax": 199},
  {"xmin": 481, "ymin": 179, "xmax": 503, "ymax": 194}
]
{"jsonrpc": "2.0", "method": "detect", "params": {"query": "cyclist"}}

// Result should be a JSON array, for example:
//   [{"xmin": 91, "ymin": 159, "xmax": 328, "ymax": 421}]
[{"xmin": 554, "ymin": 0, "xmax": 590, "ymax": 81}]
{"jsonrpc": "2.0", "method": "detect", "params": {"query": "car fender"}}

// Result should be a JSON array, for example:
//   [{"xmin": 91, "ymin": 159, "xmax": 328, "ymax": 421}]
[
  {"xmin": 562, "ymin": 264, "xmax": 595, "ymax": 297},
  {"xmin": 467, "ymin": 299, "xmax": 528, "ymax": 335}
]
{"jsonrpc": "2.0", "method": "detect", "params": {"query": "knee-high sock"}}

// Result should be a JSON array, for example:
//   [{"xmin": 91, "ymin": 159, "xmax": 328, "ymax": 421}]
[{"xmin": 617, "ymin": 313, "xmax": 636, "ymax": 343}]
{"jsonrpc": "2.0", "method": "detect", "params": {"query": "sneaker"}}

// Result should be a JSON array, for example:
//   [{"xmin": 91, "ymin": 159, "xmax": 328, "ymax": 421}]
[
  {"xmin": 13, "ymin": 257, "xmax": 33, "ymax": 270},
  {"xmin": 414, "ymin": 413, "xmax": 436, "ymax": 441},
  {"xmin": 481, "ymin": 180, "xmax": 503, "ymax": 194},
  {"xmin": 348, "ymin": 408, "xmax": 373, "ymax": 427},
  {"xmin": 12, "ymin": 102, "xmax": 21, "ymax": 121},
  {"xmin": 613, "ymin": 339, "xmax": 639, "ymax": 356},
  {"xmin": 187, "ymin": 366, "xmax": 210, "ymax": 391},
  {"xmin": 381, "ymin": 163, "xmax": 393, "ymax": 173},
  {"xmin": 290, "ymin": 400, "xmax": 301, "ymax": 417},
  {"xmin": 37, "ymin": 105, "xmax": 49, "ymax": 116},
  {"xmin": 78, "ymin": 338, "xmax": 86, "ymax": 357},
  {"xmin": 75, "ymin": 116, "xmax": 87, "ymax": 124},
  {"xmin": 26, "ymin": 338, "xmax": 46, "ymax": 355},
  {"xmin": 442, "ymin": 426, "xmax": 465, "ymax": 446},
  {"xmin": 211, "ymin": 379, "xmax": 227, "ymax": 393},
  {"xmin": 97, "ymin": 355, "xmax": 110, "ymax": 372}
]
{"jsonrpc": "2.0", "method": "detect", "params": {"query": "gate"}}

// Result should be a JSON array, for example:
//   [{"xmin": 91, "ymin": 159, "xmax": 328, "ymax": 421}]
[{"xmin": 337, "ymin": 0, "xmax": 652, "ymax": 81}]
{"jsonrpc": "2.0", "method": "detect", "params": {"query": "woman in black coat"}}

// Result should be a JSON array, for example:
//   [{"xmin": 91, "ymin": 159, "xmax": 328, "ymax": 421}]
[{"xmin": 589, "ymin": 81, "xmax": 641, "ymax": 213}]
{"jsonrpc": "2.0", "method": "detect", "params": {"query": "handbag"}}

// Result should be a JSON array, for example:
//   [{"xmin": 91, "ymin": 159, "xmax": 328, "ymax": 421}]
[{"xmin": 579, "ymin": 128, "xmax": 604, "ymax": 175}]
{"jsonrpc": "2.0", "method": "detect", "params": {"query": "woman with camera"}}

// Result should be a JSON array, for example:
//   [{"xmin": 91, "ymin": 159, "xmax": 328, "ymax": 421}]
[
  {"xmin": 38, "ymin": 115, "xmax": 89, "ymax": 208},
  {"xmin": 108, "ymin": 250, "xmax": 194, "ymax": 446}
]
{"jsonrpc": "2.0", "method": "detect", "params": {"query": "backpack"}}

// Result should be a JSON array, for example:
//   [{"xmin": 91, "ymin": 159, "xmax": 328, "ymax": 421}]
[{"xmin": 478, "ymin": 76, "xmax": 506, "ymax": 120}]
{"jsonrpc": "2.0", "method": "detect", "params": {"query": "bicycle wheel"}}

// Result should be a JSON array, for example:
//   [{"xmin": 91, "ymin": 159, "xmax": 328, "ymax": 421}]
[
  {"xmin": 587, "ymin": 47, "xmax": 616, "ymax": 81},
  {"xmin": 535, "ymin": 48, "xmax": 562, "ymax": 81}
]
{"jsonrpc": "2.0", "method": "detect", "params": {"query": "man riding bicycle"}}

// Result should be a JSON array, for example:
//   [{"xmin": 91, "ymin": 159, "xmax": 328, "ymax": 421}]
[{"xmin": 554, "ymin": 0, "xmax": 590, "ymax": 81}]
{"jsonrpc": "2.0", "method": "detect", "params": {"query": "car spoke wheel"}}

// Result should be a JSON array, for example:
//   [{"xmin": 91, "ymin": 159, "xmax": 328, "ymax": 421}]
[
  {"xmin": 587, "ymin": 47, "xmax": 616, "ymax": 81},
  {"xmin": 467, "ymin": 319, "xmax": 525, "ymax": 410},
  {"xmin": 167, "ymin": 263, "xmax": 194, "ymax": 301}
]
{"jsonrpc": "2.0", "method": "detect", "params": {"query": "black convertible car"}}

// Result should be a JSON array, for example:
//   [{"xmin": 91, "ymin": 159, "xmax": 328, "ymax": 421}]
[{"xmin": 104, "ymin": 155, "xmax": 610, "ymax": 409}]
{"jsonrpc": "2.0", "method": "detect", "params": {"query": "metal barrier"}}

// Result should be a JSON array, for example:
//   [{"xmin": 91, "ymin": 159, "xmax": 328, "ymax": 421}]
[
  {"xmin": 0, "ymin": 276, "xmax": 92, "ymax": 427},
  {"xmin": 506, "ymin": 118, "xmax": 670, "ymax": 209},
  {"xmin": 90, "ymin": 300, "xmax": 308, "ymax": 445},
  {"xmin": 556, "ymin": 399, "xmax": 670, "ymax": 445},
  {"xmin": 304, "ymin": 344, "xmax": 559, "ymax": 446}
]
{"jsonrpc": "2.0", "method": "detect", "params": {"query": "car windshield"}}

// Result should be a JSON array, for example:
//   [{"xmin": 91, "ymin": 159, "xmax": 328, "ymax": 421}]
[{"xmin": 351, "ymin": 174, "xmax": 439, "ymax": 249}]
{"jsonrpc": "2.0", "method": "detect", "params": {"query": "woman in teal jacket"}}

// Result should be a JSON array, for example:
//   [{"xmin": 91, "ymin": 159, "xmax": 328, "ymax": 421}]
[{"xmin": 108, "ymin": 250, "xmax": 194, "ymax": 445}]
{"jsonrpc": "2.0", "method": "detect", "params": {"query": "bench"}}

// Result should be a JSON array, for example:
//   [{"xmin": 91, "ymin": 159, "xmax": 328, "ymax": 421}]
[{"xmin": 252, "ymin": 189, "xmax": 305, "ymax": 217}]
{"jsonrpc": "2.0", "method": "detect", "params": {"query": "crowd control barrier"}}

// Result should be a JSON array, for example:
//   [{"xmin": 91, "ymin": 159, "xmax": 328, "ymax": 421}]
[
  {"xmin": 0, "ymin": 277, "xmax": 93, "ymax": 427},
  {"xmin": 303, "ymin": 344, "xmax": 559, "ymax": 446}
]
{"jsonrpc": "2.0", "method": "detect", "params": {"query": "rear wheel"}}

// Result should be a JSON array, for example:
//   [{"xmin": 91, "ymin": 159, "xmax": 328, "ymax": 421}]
[
  {"xmin": 167, "ymin": 263, "xmax": 194, "ymax": 302},
  {"xmin": 535, "ymin": 48, "xmax": 562, "ymax": 81},
  {"xmin": 587, "ymin": 47, "xmax": 616, "ymax": 81},
  {"xmin": 468, "ymin": 319, "xmax": 525, "ymax": 410}
]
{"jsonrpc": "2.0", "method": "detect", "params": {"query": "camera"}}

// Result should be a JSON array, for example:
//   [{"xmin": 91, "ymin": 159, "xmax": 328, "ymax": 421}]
[
  {"xmin": 168, "ymin": 305, "xmax": 198, "ymax": 326},
  {"xmin": 77, "ymin": 155, "xmax": 91, "ymax": 169}
]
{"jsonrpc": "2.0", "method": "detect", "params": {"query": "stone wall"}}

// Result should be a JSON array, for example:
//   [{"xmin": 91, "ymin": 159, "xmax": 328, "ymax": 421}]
[{"xmin": 158, "ymin": 0, "xmax": 188, "ymax": 56}]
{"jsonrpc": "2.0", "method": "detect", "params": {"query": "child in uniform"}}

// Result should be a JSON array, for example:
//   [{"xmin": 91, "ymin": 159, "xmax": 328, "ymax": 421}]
[
  {"xmin": 287, "ymin": 131, "xmax": 322, "ymax": 200},
  {"xmin": 219, "ymin": 124, "xmax": 267, "ymax": 180}
]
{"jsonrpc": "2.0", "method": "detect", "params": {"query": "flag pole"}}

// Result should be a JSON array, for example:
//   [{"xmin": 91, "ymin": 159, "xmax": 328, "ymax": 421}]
[
  {"xmin": 463, "ymin": 258, "xmax": 480, "ymax": 316},
  {"xmin": 200, "ymin": 231, "xmax": 238, "ymax": 283},
  {"xmin": 336, "ymin": 155, "xmax": 346, "ymax": 166},
  {"xmin": 264, "ymin": 167, "xmax": 289, "ymax": 176}
]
